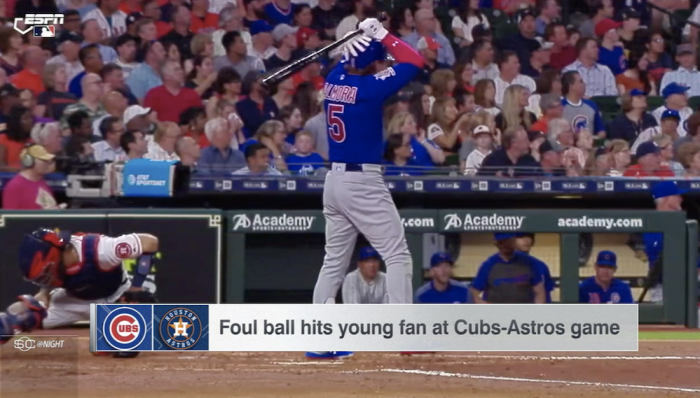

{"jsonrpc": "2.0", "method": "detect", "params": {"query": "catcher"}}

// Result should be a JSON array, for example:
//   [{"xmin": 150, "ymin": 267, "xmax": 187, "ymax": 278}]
[{"xmin": 0, "ymin": 228, "xmax": 159, "ymax": 356}]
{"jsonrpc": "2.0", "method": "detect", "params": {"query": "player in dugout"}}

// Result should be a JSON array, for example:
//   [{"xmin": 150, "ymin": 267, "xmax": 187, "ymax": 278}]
[
  {"xmin": 414, "ymin": 252, "xmax": 470, "ymax": 303},
  {"xmin": 514, "ymin": 233, "xmax": 555, "ymax": 303},
  {"xmin": 470, "ymin": 233, "xmax": 547, "ymax": 304},
  {"xmin": 341, "ymin": 246, "xmax": 387, "ymax": 304},
  {"xmin": 579, "ymin": 250, "xmax": 634, "ymax": 304}
]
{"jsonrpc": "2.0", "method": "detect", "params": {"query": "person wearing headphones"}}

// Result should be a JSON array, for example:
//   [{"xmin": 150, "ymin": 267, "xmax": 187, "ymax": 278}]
[{"xmin": 2, "ymin": 144, "xmax": 62, "ymax": 210}]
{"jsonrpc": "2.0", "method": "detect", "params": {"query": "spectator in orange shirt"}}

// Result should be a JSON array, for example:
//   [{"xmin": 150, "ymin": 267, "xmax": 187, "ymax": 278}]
[
  {"xmin": 120, "ymin": 0, "xmax": 143, "ymax": 14},
  {"xmin": 495, "ymin": 0, "xmax": 535, "ymax": 14},
  {"xmin": 143, "ymin": 0, "xmax": 173, "ymax": 38},
  {"xmin": 623, "ymin": 141, "xmax": 674, "ymax": 177},
  {"xmin": 0, "ymin": 105, "xmax": 34, "ymax": 169},
  {"xmin": 531, "ymin": 93, "xmax": 563, "ymax": 133},
  {"xmin": 190, "ymin": 0, "xmax": 219, "ymax": 34},
  {"xmin": 11, "ymin": 46, "xmax": 46, "ymax": 96}
]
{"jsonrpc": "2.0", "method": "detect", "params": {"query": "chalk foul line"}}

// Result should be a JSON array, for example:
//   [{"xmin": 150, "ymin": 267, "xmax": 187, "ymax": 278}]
[
  {"xmin": 347, "ymin": 369, "xmax": 700, "ymax": 393},
  {"xmin": 441, "ymin": 354, "xmax": 700, "ymax": 361}
]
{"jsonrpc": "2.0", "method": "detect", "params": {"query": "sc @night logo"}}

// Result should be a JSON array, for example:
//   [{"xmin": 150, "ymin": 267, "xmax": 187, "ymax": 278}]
[
  {"xmin": 14, "ymin": 336, "xmax": 36, "ymax": 351},
  {"xmin": 102, "ymin": 307, "xmax": 147, "ymax": 351}
]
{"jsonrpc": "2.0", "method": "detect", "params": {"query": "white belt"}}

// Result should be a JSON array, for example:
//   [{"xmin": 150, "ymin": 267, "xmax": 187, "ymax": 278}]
[{"xmin": 331, "ymin": 163, "xmax": 384, "ymax": 173}]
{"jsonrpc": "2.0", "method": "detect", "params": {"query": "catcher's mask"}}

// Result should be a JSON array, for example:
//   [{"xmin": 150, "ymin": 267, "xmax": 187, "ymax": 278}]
[{"xmin": 19, "ymin": 228, "xmax": 70, "ymax": 288}]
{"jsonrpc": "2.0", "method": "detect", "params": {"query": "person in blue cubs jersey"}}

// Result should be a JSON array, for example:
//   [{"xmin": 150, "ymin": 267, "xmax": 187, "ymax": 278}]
[
  {"xmin": 306, "ymin": 18, "xmax": 424, "ymax": 361},
  {"xmin": 415, "ymin": 252, "xmax": 470, "ymax": 303},
  {"xmin": 579, "ymin": 251, "xmax": 634, "ymax": 304},
  {"xmin": 0, "ymin": 228, "xmax": 159, "ymax": 357}
]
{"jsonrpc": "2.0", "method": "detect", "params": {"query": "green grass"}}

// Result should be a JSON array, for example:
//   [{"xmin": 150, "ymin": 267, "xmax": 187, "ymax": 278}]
[{"xmin": 639, "ymin": 331, "xmax": 700, "ymax": 340}]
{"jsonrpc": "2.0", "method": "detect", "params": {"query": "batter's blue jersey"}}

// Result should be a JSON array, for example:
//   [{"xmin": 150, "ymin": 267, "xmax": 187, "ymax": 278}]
[{"xmin": 324, "ymin": 63, "xmax": 420, "ymax": 164}]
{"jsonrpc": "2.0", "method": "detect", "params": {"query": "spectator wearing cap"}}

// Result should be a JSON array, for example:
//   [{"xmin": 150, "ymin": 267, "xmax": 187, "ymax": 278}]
[
  {"xmin": 342, "ymin": 246, "xmax": 388, "ymax": 304},
  {"xmin": 142, "ymin": 0, "xmax": 173, "ymax": 38},
  {"xmin": 451, "ymin": 0, "xmax": 490, "ymax": 48},
  {"xmin": 294, "ymin": 27, "xmax": 321, "ymax": 59},
  {"xmin": 521, "ymin": 39, "xmax": 553, "ymax": 79},
  {"xmin": 37, "ymin": 64, "xmax": 78, "ymax": 121},
  {"xmin": 470, "ymin": 233, "xmax": 546, "ymax": 304},
  {"xmin": 91, "ymin": 116, "xmax": 126, "ymax": 162},
  {"xmin": 643, "ymin": 181, "xmax": 686, "ymax": 303},
  {"xmin": 464, "ymin": 125, "xmax": 493, "ymax": 175},
  {"xmin": 654, "ymin": 83, "xmax": 692, "ymax": 138},
  {"xmin": 213, "ymin": 5, "xmax": 251, "ymax": 57},
  {"xmin": 494, "ymin": 50, "xmax": 537, "ymax": 106},
  {"xmin": 198, "ymin": 117, "xmax": 246, "ymax": 173},
  {"xmin": 11, "ymin": 46, "xmax": 46, "ymax": 96},
  {"xmin": 616, "ymin": 51, "xmax": 657, "ymax": 96},
  {"xmin": 113, "ymin": 35, "xmax": 139, "ymax": 79},
  {"xmin": 561, "ymin": 71, "xmax": 606, "ymax": 136},
  {"xmin": 546, "ymin": 22, "xmax": 577, "ymax": 70},
  {"xmin": 403, "ymin": 9, "xmax": 455, "ymax": 66},
  {"xmin": 161, "ymin": 5, "xmax": 195, "ymax": 60},
  {"xmin": 660, "ymin": 44, "xmax": 700, "ymax": 98},
  {"xmin": 232, "ymin": 142, "xmax": 285, "ymax": 175},
  {"xmin": 1, "ymin": 145, "xmax": 59, "ymax": 209},
  {"xmin": 579, "ymin": 0, "xmax": 615, "ymax": 38},
  {"xmin": 471, "ymin": 39, "xmax": 498, "ymax": 84},
  {"xmin": 143, "ymin": 61, "xmax": 203, "ymax": 123},
  {"xmin": 47, "ymin": 31, "xmax": 84, "ymax": 84},
  {"xmin": 562, "ymin": 38, "xmax": 618, "ymax": 97},
  {"xmin": 412, "ymin": 37, "xmax": 447, "ymax": 86},
  {"xmin": 265, "ymin": 24, "xmax": 299, "ymax": 71},
  {"xmin": 415, "ymin": 252, "xmax": 469, "ymax": 304},
  {"xmin": 530, "ymin": 93, "xmax": 562, "ymax": 132},
  {"xmin": 514, "ymin": 233, "xmax": 554, "ymax": 303},
  {"xmin": 81, "ymin": 19, "xmax": 118, "ymax": 64},
  {"xmin": 214, "ymin": 31, "xmax": 266, "ymax": 77},
  {"xmin": 68, "ymin": 45, "xmax": 103, "ymax": 100},
  {"xmin": 618, "ymin": 7, "xmax": 642, "ymax": 49},
  {"xmin": 123, "ymin": 104, "xmax": 154, "ymax": 134},
  {"xmin": 497, "ymin": 8, "xmax": 541, "ymax": 67},
  {"xmin": 608, "ymin": 90, "xmax": 658, "ymax": 146},
  {"xmin": 596, "ymin": 18, "xmax": 626, "ymax": 76},
  {"xmin": 83, "ymin": 0, "xmax": 128, "ymax": 38},
  {"xmin": 312, "ymin": 0, "xmax": 345, "ymax": 41},
  {"xmin": 336, "ymin": 0, "xmax": 374, "ymax": 40},
  {"xmin": 478, "ymin": 126, "xmax": 541, "ymax": 177},
  {"xmin": 190, "ymin": 0, "xmax": 219, "ymax": 34},
  {"xmin": 540, "ymin": 139, "xmax": 582, "ymax": 176},
  {"xmin": 623, "ymin": 141, "xmax": 674, "ymax": 176},
  {"xmin": 535, "ymin": 0, "xmax": 561, "ymax": 36},
  {"xmin": 120, "ymin": 129, "xmax": 149, "ymax": 160},
  {"xmin": 249, "ymin": 22, "xmax": 276, "ymax": 61},
  {"xmin": 126, "ymin": 40, "xmax": 166, "ymax": 101},
  {"xmin": 579, "ymin": 251, "xmax": 634, "ymax": 304}
]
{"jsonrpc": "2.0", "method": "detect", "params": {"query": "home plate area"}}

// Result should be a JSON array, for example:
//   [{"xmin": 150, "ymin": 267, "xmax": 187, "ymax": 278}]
[{"xmin": 1, "ymin": 328, "xmax": 699, "ymax": 398}]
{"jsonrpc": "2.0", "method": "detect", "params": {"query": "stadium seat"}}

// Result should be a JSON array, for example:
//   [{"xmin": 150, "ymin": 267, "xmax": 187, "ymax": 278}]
[
  {"xmin": 646, "ymin": 96, "xmax": 664, "ymax": 110},
  {"xmin": 591, "ymin": 96, "xmax": 621, "ymax": 121},
  {"xmin": 494, "ymin": 23, "xmax": 519, "ymax": 41},
  {"xmin": 689, "ymin": 96, "xmax": 700, "ymax": 111},
  {"xmin": 481, "ymin": 8, "xmax": 510, "ymax": 28}
]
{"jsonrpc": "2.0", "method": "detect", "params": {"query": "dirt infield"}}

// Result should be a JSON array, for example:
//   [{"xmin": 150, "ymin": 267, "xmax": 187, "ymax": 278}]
[{"xmin": 1, "ymin": 328, "xmax": 699, "ymax": 398}]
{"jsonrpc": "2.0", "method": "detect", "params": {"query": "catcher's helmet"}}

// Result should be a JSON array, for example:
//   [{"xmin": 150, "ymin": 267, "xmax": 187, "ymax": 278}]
[
  {"xmin": 19, "ymin": 229, "xmax": 71, "ymax": 288},
  {"xmin": 345, "ymin": 41, "xmax": 389, "ymax": 70}
]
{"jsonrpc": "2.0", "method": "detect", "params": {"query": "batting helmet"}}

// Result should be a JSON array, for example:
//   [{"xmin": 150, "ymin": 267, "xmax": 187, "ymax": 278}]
[
  {"xmin": 19, "ymin": 229, "xmax": 71, "ymax": 288},
  {"xmin": 345, "ymin": 41, "xmax": 389, "ymax": 70}
]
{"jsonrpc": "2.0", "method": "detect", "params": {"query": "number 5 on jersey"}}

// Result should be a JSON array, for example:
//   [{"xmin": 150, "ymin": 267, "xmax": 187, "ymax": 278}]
[{"xmin": 328, "ymin": 104, "xmax": 346, "ymax": 143}]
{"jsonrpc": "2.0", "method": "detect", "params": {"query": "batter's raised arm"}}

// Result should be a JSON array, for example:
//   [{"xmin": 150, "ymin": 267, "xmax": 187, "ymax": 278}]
[{"xmin": 358, "ymin": 18, "xmax": 425, "ymax": 68}]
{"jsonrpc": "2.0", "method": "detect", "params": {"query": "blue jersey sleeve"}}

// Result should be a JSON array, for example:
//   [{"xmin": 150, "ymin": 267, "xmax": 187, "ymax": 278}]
[
  {"xmin": 527, "ymin": 256, "xmax": 544, "ymax": 286},
  {"xmin": 471, "ymin": 259, "xmax": 494, "ymax": 291},
  {"xmin": 578, "ymin": 281, "xmax": 590, "ymax": 303},
  {"xmin": 615, "ymin": 282, "xmax": 635, "ymax": 304},
  {"xmin": 369, "ymin": 63, "xmax": 421, "ymax": 101}
]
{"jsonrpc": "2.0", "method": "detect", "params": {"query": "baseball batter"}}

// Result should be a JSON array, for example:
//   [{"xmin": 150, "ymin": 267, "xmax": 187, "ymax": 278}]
[
  {"xmin": 0, "ymin": 228, "xmax": 159, "ymax": 356},
  {"xmin": 311, "ymin": 18, "xmax": 424, "ymax": 307}
]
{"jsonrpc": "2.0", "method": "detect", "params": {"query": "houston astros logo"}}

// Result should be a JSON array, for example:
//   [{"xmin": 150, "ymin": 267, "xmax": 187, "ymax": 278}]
[
  {"xmin": 102, "ymin": 307, "xmax": 147, "ymax": 351},
  {"xmin": 158, "ymin": 307, "xmax": 203, "ymax": 350}
]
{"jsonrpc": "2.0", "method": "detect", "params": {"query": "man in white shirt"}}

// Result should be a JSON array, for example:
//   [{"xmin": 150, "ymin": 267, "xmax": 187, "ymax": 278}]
[
  {"xmin": 47, "ymin": 31, "xmax": 84, "ymax": 83},
  {"xmin": 659, "ymin": 44, "xmax": 700, "ymax": 97},
  {"xmin": 92, "ymin": 116, "xmax": 127, "ymax": 162},
  {"xmin": 83, "ymin": 0, "xmax": 128, "ymax": 39},
  {"xmin": 213, "ymin": 5, "xmax": 252, "ymax": 57},
  {"xmin": 144, "ymin": 121, "xmax": 181, "ymax": 161},
  {"xmin": 653, "ymin": 82, "xmax": 693, "ymax": 138},
  {"xmin": 341, "ymin": 246, "xmax": 387, "ymax": 304},
  {"xmin": 562, "ymin": 37, "xmax": 617, "ymax": 97},
  {"xmin": 494, "ymin": 50, "xmax": 537, "ymax": 106},
  {"xmin": 471, "ymin": 39, "xmax": 498, "ymax": 84}
]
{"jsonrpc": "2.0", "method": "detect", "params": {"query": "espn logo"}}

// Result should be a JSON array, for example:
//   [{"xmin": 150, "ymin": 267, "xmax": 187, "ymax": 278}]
[{"xmin": 33, "ymin": 26, "xmax": 55, "ymax": 37}]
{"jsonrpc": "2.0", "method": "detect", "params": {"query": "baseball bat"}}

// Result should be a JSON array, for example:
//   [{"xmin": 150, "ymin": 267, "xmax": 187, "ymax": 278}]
[{"xmin": 261, "ymin": 13, "xmax": 387, "ymax": 88}]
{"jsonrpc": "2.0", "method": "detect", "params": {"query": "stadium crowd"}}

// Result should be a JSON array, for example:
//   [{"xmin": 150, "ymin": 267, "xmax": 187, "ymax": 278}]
[{"xmin": 1, "ymin": 0, "xmax": 700, "ymax": 203}]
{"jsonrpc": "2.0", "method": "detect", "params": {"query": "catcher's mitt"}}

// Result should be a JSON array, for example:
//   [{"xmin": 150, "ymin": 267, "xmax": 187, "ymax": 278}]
[{"xmin": 118, "ymin": 290, "xmax": 158, "ymax": 304}]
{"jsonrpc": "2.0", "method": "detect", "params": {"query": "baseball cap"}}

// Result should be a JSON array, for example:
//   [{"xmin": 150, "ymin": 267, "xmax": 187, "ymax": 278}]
[
  {"xmin": 652, "ymin": 181, "xmax": 686, "ymax": 199},
  {"xmin": 430, "ymin": 252, "xmax": 454, "ymax": 268},
  {"xmin": 471, "ymin": 24, "xmax": 490, "ymax": 40},
  {"xmin": 661, "ymin": 109, "xmax": 681, "ymax": 121},
  {"xmin": 528, "ymin": 130, "xmax": 545, "ymax": 141},
  {"xmin": 676, "ymin": 43, "xmax": 695, "ymax": 56},
  {"xmin": 620, "ymin": 7, "xmax": 641, "ymax": 21},
  {"xmin": 596, "ymin": 251, "xmax": 617, "ymax": 267},
  {"xmin": 297, "ymin": 27, "xmax": 318, "ymax": 47},
  {"xmin": 56, "ymin": 30, "xmax": 83, "ymax": 46},
  {"xmin": 662, "ymin": 82, "xmax": 690, "ymax": 98},
  {"xmin": 272, "ymin": 24, "xmax": 299, "ymax": 42},
  {"xmin": 21, "ymin": 145, "xmax": 55, "ymax": 163},
  {"xmin": 494, "ymin": 233, "xmax": 517, "ymax": 241},
  {"xmin": 629, "ymin": 88, "xmax": 646, "ymax": 97},
  {"xmin": 123, "ymin": 105, "xmax": 151, "ymax": 125},
  {"xmin": 0, "ymin": 83, "xmax": 19, "ymax": 98},
  {"xmin": 594, "ymin": 18, "xmax": 622, "ymax": 38},
  {"xmin": 126, "ymin": 12, "xmax": 142, "ymax": 26},
  {"xmin": 539, "ymin": 140, "xmax": 563, "ymax": 155},
  {"xmin": 517, "ymin": 8, "xmax": 537, "ymax": 23},
  {"xmin": 359, "ymin": 246, "xmax": 380, "ymax": 261},
  {"xmin": 416, "ymin": 36, "xmax": 441, "ymax": 51},
  {"xmin": 249, "ymin": 20, "xmax": 274, "ymax": 36},
  {"xmin": 473, "ymin": 125, "xmax": 491, "ymax": 136},
  {"xmin": 636, "ymin": 141, "xmax": 660, "ymax": 158},
  {"xmin": 534, "ymin": 37, "xmax": 553, "ymax": 51}
]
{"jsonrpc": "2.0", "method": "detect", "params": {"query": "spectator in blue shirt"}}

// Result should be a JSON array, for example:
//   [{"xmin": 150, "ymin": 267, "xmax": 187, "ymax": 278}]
[
  {"xmin": 643, "ymin": 181, "xmax": 686, "ymax": 303},
  {"xmin": 470, "ymin": 233, "xmax": 546, "ymax": 304},
  {"xmin": 595, "ymin": 19, "xmax": 626, "ymax": 76},
  {"xmin": 385, "ymin": 112, "xmax": 445, "ymax": 166},
  {"xmin": 514, "ymin": 233, "xmax": 555, "ymax": 303},
  {"xmin": 579, "ymin": 251, "xmax": 634, "ymax": 303},
  {"xmin": 414, "ymin": 252, "xmax": 470, "ymax": 303},
  {"xmin": 286, "ymin": 131, "xmax": 325, "ymax": 175},
  {"xmin": 382, "ymin": 134, "xmax": 426, "ymax": 176},
  {"xmin": 68, "ymin": 44, "xmax": 104, "ymax": 99},
  {"xmin": 197, "ymin": 117, "xmax": 245, "ymax": 174}
]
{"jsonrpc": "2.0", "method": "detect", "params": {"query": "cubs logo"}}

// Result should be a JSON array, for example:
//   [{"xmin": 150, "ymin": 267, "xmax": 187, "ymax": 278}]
[
  {"xmin": 102, "ymin": 307, "xmax": 147, "ymax": 351},
  {"xmin": 571, "ymin": 115, "xmax": 589, "ymax": 133},
  {"xmin": 610, "ymin": 292, "xmax": 621, "ymax": 303},
  {"xmin": 158, "ymin": 307, "xmax": 203, "ymax": 350}
]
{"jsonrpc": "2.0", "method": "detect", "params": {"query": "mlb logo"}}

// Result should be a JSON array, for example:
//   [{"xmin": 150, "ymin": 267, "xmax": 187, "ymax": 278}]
[{"xmin": 33, "ymin": 26, "xmax": 55, "ymax": 37}]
